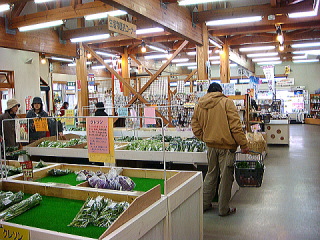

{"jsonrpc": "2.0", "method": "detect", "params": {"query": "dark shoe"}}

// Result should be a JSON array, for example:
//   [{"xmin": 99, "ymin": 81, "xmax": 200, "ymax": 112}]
[{"xmin": 219, "ymin": 207, "xmax": 236, "ymax": 216}]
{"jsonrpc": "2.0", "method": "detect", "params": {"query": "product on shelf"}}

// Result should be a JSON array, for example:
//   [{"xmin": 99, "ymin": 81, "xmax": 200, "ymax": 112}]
[{"xmin": 68, "ymin": 196, "xmax": 129, "ymax": 228}]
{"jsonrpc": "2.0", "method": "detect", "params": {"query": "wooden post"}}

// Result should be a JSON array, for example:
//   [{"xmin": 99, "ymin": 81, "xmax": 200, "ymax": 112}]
[
  {"xmin": 220, "ymin": 40, "xmax": 230, "ymax": 83},
  {"xmin": 76, "ymin": 42, "xmax": 89, "ymax": 116},
  {"xmin": 122, "ymin": 47, "xmax": 130, "ymax": 96},
  {"xmin": 167, "ymin": 76, "xmax": 172, "ymax": 125},
  {"xmin": 196, "ymin": 23, "xmax": 209, "ymax": 80}
]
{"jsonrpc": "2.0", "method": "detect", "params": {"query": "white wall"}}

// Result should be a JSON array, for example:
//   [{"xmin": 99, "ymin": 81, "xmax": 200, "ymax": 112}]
[{"xmin": 0, "ymin": 47, "xmax": 41, "ymax": 113}]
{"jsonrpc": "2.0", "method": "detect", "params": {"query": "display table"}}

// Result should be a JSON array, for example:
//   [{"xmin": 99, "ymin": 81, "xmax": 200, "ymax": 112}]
[
  {"xmin": 265, "ymin": 119, "xmax": 290, "ymax": 144},
  {"xmin": 1, "ymin": 163, "xmax": 203, "ymax": 240},
  {"xmin": 304, "ymin": 118, "xmax": 320, "ymax": 125}
]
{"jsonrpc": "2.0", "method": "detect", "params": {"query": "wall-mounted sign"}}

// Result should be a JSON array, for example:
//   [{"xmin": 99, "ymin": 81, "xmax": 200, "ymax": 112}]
[
  {"xmin": 108, "ymin": 16, "xmax": 137, "ymax": 38},
  {"xmin": 276, "ymin": 78, "xmax": 294, "ymax": 86}
]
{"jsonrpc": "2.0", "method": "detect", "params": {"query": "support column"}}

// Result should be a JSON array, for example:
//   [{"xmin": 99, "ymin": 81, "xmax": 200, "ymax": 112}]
[
  {"xmin": 76, "ymin": 43, "xmax": 89, "ymax": 116},
  {"xmin": 196, "ymin": 23, "xmax": 209, "ymax": 80},
  {"xmin": 220, "ymin": 40, "xmax": 230, "ymax": 83},
  {"xmin": 122, "ymin": 47, "xmax": 130, "ymax": 96}
]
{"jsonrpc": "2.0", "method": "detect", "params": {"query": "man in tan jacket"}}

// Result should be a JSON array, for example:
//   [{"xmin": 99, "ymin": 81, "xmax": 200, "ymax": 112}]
[{"xmin": 191, "ymin": 82, "xmax": 249, "ymax": 216}]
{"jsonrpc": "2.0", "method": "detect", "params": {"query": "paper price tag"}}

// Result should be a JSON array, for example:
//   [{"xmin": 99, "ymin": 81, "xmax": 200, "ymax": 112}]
[
  {"xmin": 33, "ymin": 118, "xmax": 48, "ymax": 132},
  {"xmin": 0, "ymin": 224, "xmax": 30, "ymax": 240}
]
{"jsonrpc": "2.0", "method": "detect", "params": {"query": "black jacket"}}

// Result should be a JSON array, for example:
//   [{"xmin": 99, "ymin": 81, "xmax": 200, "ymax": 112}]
[{"xmin": 94, "ymin": 109, "xmax": 108, "ymax": 116}]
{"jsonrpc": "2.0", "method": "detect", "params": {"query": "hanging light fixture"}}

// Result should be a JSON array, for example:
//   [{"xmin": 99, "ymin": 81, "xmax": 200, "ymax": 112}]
[
  {"xmin": 279, "ymin": 43, "xmax": 285, "ymax": 52},
  {"xmin": 40, "ymin": 54, "xmax": 46, "ymax": 64},
  {"xmin": 141, "ymin": 42, "xmax": 147, "ymax": 53},
  {"xmin": 276, "ymin": 25, "xmax": 284, "ymax": 44}
]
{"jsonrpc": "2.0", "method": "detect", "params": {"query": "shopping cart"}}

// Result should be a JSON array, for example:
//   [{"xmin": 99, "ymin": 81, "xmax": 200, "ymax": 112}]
[{"xmin": 234, "ymin": 151, "xmax": 264, "ymax": 187}]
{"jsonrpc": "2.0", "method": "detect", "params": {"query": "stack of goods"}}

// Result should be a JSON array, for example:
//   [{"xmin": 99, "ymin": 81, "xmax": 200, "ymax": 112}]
[
  {"xmin": 76, "ymin": 167, "xmax": 135, "ymax": 191},
  {"xmin": 69, "ymin": 196, "xmax": 129, "ymax": 228},
  {"xmin": 0, "ymin": 192, "xmax": 42, "ymax": 220}
]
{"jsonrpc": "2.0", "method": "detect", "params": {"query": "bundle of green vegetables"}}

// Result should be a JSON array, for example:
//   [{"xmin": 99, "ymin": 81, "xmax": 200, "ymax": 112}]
[
  {"xmin": 151, "ymin": 134, "xmax": 182, "ymax": 142},
  {"xmin": 0, "ymin": 193, "xmax": 42, "ymax": 221},
  {"xmin": 115, "ymin": 136, "xmax": 142, "ymax": 142},
  {"xmin": 167, "ymin": 138, "xmax": 206, "ymax": 152},
  {"xmin": 66, "ymin": 126, "xmax": 86, "ymax": 131},
  {"xmin": 37, "ymin": 138, "xmax": 86, "ymax": 148},
  {"xmin": 34, "ymin": 160, "xmax": 48, "ymax": 168},
  {"xmin": 6, "ymin": 149, "xmax": 29, "ymax": 157},
  {"xmin": 0, "ymin": 165, "xmax": 22, "ymax": 176},
  {"xmin": 48, "ymin": 168, "xmax": 72, "ymax": 176},
  {"xmin": 124, "ymin": 139, "xmax": 164, "ymax": 151},
  {"xmin": 0, "ymin": 191, "xmax": 24, "ymax": 211},
  {"xmin": 68, "ymin": 196, "xmax": 129, "ymax": 228}
]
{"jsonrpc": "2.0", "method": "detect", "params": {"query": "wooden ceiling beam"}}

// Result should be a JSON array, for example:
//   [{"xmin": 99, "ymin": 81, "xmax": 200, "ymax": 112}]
[
  {"xmin": 195, "ymin": 0, "xmax": 314, "ymax": 23},
  {"xmin": 209, "ymin": 20, "xmax": 320, "ymax": 37},
  {"xmin": 10, "ymin": 1, "xmax": 115, "ymax": 29},
  {"xmin": 99, "ymin": 0, "xmax": 202, "ymax": 45}
]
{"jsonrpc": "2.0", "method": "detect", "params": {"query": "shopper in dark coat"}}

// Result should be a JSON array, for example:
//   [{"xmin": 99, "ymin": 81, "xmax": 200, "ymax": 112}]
[
  {"xmin": 0, "ymin": 98, "xmax": 20, "ymax": 148},
  {"xmin": 94, "ymin": 102, "xmax": 108, "ymax": 116},
  {"xmin": 26, "ymin": 97, "xmax": 49, "ymax": 142}
]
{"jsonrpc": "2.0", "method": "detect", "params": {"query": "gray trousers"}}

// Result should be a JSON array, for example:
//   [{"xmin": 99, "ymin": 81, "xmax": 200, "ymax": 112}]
[{"xmin": 203, "ymin": 147, "xmax": 235, "ymax": 215}]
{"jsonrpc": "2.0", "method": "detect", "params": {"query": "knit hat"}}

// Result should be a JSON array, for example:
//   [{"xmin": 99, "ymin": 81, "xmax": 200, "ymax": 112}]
[
  {"xmin": 6, "ymin": 99, "xmax": 20, "ymax": 110},
  {"xmin": 208, "ymin": 82, "xmax": 223, "ymax": 93},
  {"xmin": 95, "ymin": 102, "xmax": 104, "ymax": 108},
  {"xmin": 32, "ymin": 97, "xmax": 43, "ymax": 104}
]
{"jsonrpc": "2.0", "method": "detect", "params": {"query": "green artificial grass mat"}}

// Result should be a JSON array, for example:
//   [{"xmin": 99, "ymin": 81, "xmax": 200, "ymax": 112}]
[
  {"xmin": 35, "ymin": 173, "xmax": 85, "ymax": 186},
  {"xmin": 8, "ymin": 194, "xmax": 107, "ymax": 239},
  {"xmin": 131, "ymin": 177, "xmax": 165, "ymax": 194}
]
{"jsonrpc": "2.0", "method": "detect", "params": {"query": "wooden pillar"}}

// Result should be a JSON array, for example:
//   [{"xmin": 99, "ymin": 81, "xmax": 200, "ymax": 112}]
[
  {"xmin": 76, "ymin": 43, "xmax": 89, "ymax": 116},
  {"xmin": 220, "ymin": 41, "xmax": 230, "ymax": 83},
  {"xmin": 196, "ymin": 23, "xmax": 209, "ymax": 80},
  {"xmin": 122, "ymin": 47, "xmax": 130, "ymax": 96}
]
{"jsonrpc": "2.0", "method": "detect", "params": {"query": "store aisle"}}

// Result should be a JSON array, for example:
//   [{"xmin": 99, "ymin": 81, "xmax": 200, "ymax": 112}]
[{"xmin": 203, "ymin": 124, "xmax": 320, "ymax": 240}]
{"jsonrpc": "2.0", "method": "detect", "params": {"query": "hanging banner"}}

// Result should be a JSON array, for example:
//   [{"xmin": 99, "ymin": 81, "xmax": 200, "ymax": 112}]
[
  {"xmin": 221, "ymin": 83, "xmax": 235, "ymax": 96},
  {"xmin": 144, "ymin": 107, "xmax": 156, "ymax": 125},
  {"xmin": 262, "ymin": 65, "xmax": 275, "ymax": 97},
  {"xmin": 33, "ymin": 118, "xmax": 49, "ymax": 132},
  {"xmin": 86, "ymin": 117, "xmax": 115, "ymax": 163},
  {"xmin": 65, "ymin": 109, "xmax": 75, "ymax": 126},
  {"xmin": 176, "ymin": 80, "xmax": 185, "ymax": 94},
  {"xmin": 25, "ymin": 96, "xmax": 32, "ymax": 111},
  {"xmin": 15, "ymin": 119, "xmax": 29, "ymax": 143}
]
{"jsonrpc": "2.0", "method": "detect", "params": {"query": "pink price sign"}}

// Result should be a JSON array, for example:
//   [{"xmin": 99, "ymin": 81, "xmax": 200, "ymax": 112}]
[{"xmin": 86, "ymin": 117, "xmax": 110, "ymax": 154}]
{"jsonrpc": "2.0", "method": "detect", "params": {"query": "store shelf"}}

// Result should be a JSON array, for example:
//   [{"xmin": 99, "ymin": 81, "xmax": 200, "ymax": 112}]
[{"xmin": 305, "ymin": 118, "xmax": 320, "ymax": 125}]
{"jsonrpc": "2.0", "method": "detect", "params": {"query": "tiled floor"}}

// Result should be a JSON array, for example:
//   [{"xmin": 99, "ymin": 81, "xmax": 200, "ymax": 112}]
[{"xmin": 203, "ymin": 124, "xmax": 320, "ymax": 240}]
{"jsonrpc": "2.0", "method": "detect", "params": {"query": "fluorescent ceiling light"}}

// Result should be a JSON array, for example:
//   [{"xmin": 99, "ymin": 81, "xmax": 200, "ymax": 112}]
[
  {"xmin": 239, "ymin": 46, "xmax": 276, "ymax": 52},
  {"xmin": 206, "ymin": 16, "xmax": 262, "ymax": 26},
  {"xmin": 85, "ymin": 10, "xmax": 127, "ymax": 20},
  {"xmin": 209, "ymin": 39, "xmax": 222, "ymax": 49},
  {"xmin": 230, "ymin": 64, "xmax": 238, "ymax": 67},
  {"xmin": 211, "ymin": 61, "xmax": 220, "ymax": 65},
  {"xmin": 51, "ymin": 57, "xmax": 74, "ymax": 62},
  {"xmin": 162, "ymin": 58, "xmax": 189, "ymax": 63},
  {"xmin": 187, "ymin": 66, "xmax": 197, "ymax": 70},
  {"xmin": 176, "ymin": 62, "xmax": 197, "ymax": 67},
  {"xmin": 144, "ymin": 54, "xmax": 172, "ymax": 59},
  {"xmin": 187, "ymin": 50, "xmax": 212, "ymax": 56},
  {"xmin": 0, "ymin": 4, "xmax": 10, "ymax": 12},
  {"xmin": 293, "ymin": 50, "xmax": 320, "ymax": 55},
  {"xmin": 68, "ymin": 62, "xmax": 92, "ymax": 67},
  {"xmin": 136, "ymin": 27, "xmax": 164, "ymax": 35},
  {"xmin": 34, "ymin": 0, "xmax": 55, "ymax": 3},
  {"xmin": 293, "ymin": 59, "xmax": 319, "ymax": 63},
  {"xmin": 104, "ymin": 59, "xmax": 113, "ymax": 63},
  {"xmin": 292, "ymin": 55, "xmax": 307, "ymax": 59},
  {"xmin": 70, "ymin": 34, "xmax": 110, "ymax": 43},
  {"xmin": 209, "ymin": 56, "xmax": 220, "ymax": 60},
  {"xmin": 19, "ymin": 20, "xmax": 63, "ymax": 32},
  {"xmin": 252, "ymin": 57, "xmax": 280, "ymax": 62},
  {"xmin": 179, "ymin": 0, "xmax": 220, "ymax": 6},
  {"xmin": 96, "ymin": 51, "xmax": 118, "ymax": 58},
  {"xmin": 148, "ymin": 45, "xmax": 168, "ymax": 53},
  {"xmin": 257, "ymin": 61, "xmax": 282, "ymax": 65},
  {"xmin": 288, "ymin": 11, "xmax": 317, "ymax": 18},
  {"xmin": 247, "ymin": 52, "xmax": 278, "ymax": 58},
  {"xmin": 291, "ymin": 42, "xmax": 320, "ymax": 48}
]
